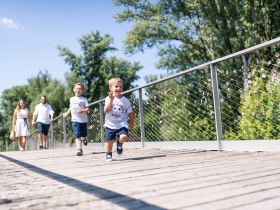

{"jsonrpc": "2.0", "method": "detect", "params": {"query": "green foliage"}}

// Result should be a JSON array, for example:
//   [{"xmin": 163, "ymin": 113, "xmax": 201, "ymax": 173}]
[
  {"xmin": 58, "ymin": 31, "xmax": 141, "ymax": 102},
  {"xmin": 235, "ymin": 57, "xmax": 280, "ymax": 140},
  {"xmin": 114, "ymin": 0, "xmax": 280, "ymax": 141},
  {"xmin": 143, "ymin": 75, "xmax": 216, "ymax": 141},
  {"xmin": 0, "ymin": 70, "xmax": 69, "ymax": 150},
  {"xmin": 114, "ymin": 0, "xmax": 280, "ymax": 70}
]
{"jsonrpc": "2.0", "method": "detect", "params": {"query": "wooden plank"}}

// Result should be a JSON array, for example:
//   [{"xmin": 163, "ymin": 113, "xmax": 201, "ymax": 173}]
[{"xmin": 1, "ymin": 146, "xmax": 280, "ymax": 210}]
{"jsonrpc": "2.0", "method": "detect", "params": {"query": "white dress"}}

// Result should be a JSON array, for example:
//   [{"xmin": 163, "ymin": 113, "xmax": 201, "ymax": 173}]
[{"xmin": 15, "ymin": 108, "xmax": 30, "ymax": 137}]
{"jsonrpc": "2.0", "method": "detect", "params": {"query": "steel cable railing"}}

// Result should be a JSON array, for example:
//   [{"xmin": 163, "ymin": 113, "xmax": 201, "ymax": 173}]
[{"xmin": 25, "ymin": 37, "xmax": 279, "ymax": 152}]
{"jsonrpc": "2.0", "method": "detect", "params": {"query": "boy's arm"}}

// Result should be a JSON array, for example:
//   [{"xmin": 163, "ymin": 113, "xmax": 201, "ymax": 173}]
[
  {"xmin": 104, "ymin": 100, "xmax": 113, "ymax": 113},
  {"xmin": 83, "ymin": 107, "xmax": 90, "ymax": 113},
  {"xmin": 104, "ymin": 93, "xmax": 114, "ymax": 113},
  {"xmin": 78, "ymin": 107, "xmax": 90, "ymax": 114},
  {"xmin": 63, "ymin": 107, "xmax": 71, "ymax": 118},
  {"xmin": 128, "ymin": 112, "xmax": 134, "ymax": 129}
]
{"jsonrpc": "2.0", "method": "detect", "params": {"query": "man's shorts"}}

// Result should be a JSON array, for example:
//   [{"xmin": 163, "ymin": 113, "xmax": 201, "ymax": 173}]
[
  {"xmin": 105, "ymin": 127, "xmax": 128, "ymax": 141},
  {"xmin": 72, "ymin": 122, "xmax": 87, "ymax": 139},
  {"xmin": 37, "ymin": 122, "xmax": 50, "ymax": 136}
]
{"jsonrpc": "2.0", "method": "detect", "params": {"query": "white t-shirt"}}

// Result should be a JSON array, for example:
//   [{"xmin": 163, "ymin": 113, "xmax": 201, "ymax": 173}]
[
  {"xmin": 69, "ymin": 96, "xmax": 89, "ymax": 123},
  {"xmin": 104, "ymin": 96, "xmax": 133, "ymax": 129},
  {"xmin": 33, "ymin": 103, "xmax": 54, "ymax": 124}
]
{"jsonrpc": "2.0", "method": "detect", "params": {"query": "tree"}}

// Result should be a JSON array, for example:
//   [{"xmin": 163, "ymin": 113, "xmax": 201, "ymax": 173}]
[
  {"xmin": 58, "ymin": 31, "xmax": 142, "ymax": 102},
  {"xmin": 26, "ymin": 70, "xmax": 69, "ymax": 115},
  {"xmin": 234, "ymin": 55, "xmax": 280, "ymax": 140},
  {"xmin": 1, "ymin": 85, "xmax": 31, "ymax": 125},
  {"xmin": 0, "ymin": 71, "xmax": 69, "ymax": 139},
  {"xmin": 113, "ymin": 0, "xmax": 280, "ymax": 141},
  {"xmin": 114, "ymin": 0, "xmax": 280, "ymax": 70}
]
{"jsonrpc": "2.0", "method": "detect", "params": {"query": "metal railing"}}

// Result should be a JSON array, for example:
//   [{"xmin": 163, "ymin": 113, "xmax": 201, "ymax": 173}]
[{"xmin": 27, "ymin": 37, "xmax": 280, "ymax": 152}]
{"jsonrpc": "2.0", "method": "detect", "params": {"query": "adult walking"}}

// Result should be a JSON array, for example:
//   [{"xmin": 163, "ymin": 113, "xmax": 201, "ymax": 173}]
[
  {"xmin": 32, "ymin": 95, "xmax": 54, "ymax": 149},
  {"xmin": 12, "ymin": 99, "xmax": 31, "ymax": 151}
]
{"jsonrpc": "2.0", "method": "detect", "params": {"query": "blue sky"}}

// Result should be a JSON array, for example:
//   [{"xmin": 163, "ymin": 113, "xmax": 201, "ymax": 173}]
[{"xmin": 0, "ymin": 0, "xmax": 161, "ymax": 96}]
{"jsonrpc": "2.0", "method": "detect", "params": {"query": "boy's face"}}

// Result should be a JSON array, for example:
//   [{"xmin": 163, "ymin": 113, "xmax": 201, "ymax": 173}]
[
  {"xmin": 110, "ymin": 81, "xmax": 122, "ymax": 97},
  {"xmin": 73, "ymin": 85, "xmax": 84, "ymax": 96}
]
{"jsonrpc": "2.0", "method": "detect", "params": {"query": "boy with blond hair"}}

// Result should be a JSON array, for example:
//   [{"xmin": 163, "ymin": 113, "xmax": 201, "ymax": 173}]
[
  {"xmin": 63, "ymin": 83, "xmax": 89, "ymax": 156},
  {"xmin": 104, "ymin": 77, "xmax": 134, "ymax": 161}
]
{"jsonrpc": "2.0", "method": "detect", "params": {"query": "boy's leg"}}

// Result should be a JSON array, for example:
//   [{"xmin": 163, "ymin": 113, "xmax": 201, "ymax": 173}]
[
  {"xmin": 116, "ymin": 135, "xmax": 128, "ymax": 155},
  {"xmin": 106, "ymin": 140, "xmax": 114, "ymax": 161},
  {"xmin": 80, "ymin": 123, "xmax": 88, "ymax": 146},
  {"xmin": 76, "ymin": 138, "xmax": 83, "ymax": 156},
  {"xmin": 105, "ymin": 127, "xmax": 116, "ymax": 161},
  {"xmin": 72, "ymin": 122, "xmax": 83, "ymax": 156},
  {"xmin": 119, "ymin": 134, "xmax": 128, "ymax": 144},
  {"xmin": 116, "ymin": 128, "xmax": 129, "ymax": 155}
]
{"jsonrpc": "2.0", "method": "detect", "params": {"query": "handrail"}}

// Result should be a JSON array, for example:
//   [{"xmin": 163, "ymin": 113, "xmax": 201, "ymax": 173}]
[
  {"xmin": 122, "ymin": 37, "xmax": 280, "ymax": 94},
  {"xmin": 27, "ymin": 37, "xmax": 280, "ymax": 147}
]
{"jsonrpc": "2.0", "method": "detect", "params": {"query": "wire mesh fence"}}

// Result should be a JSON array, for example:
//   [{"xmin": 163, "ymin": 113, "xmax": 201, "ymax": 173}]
[
  {"xmin": 218, "ymin": 47, "xmax": 280, "ymax": 140},
  {"xmin": 24, "ymin": 38, "xmax": 279, "ymax": 151}
]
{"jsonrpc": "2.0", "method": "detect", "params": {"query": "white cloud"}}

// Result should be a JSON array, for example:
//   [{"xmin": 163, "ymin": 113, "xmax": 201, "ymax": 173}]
[{"xmin": 0, "ymin": 17, "xmax": 25, "ymax": 30}]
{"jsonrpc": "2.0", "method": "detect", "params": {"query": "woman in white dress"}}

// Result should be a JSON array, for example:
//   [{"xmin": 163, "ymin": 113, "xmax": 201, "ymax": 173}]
[{"xmin": 12, "ymin": 100, "xmax": 31, "ymax": 151}]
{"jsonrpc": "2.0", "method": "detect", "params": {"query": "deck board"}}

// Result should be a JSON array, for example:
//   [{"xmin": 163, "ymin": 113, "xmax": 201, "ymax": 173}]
[{"xmin": 1, "ymin": 146, "xmax": 280, "ymax": 210}]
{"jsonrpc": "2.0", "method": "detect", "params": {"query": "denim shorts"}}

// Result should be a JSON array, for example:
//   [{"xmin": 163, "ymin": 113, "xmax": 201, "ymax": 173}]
[
  {"xmin": 37, "ymin": 122, "xmax": 50, "ymax": 136},
  {"xmin": 105, "ymin": 127, "xmax": 128, "ymax": 141},
  {"xmin": 72, "ymin": 122, "xmax": 87, "ymax": 139}
]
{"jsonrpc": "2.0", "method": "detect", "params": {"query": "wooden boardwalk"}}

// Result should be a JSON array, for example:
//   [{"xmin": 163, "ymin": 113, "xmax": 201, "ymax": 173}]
[{"xmin": 1, "ymin": 145, "xmax": 280, "ymax": 210}]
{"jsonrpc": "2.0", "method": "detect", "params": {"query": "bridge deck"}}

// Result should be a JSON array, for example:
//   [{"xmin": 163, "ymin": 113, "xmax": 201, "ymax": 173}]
[{"xmin": 1, "ymin": 145, "xmax": 280, "ymax": 210}]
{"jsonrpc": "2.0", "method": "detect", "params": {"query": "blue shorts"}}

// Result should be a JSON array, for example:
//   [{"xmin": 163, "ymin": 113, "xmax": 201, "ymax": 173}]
[
  {"xmin": 105, "ymin": 127, "xmax": 128, "ymax": 142},
  {"xmin": 37, "ymin": 122, "xmax": 50, "ymax": 136},
  {"xmin": 72, "ymin": 122, "xmax": 87, "ymax": 139}
]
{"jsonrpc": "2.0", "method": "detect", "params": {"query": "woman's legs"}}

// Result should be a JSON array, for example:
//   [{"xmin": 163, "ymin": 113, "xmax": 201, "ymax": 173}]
[
  {"xmin": 22, "ymin": 136, "xmax": 27, "ymax": 150},
  {"xmin": 18, "ymin": 136, "xmax": 25, "ymax": 151}
]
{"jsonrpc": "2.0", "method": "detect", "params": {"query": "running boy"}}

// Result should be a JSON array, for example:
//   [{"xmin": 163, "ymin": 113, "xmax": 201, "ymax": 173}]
[
  {"xmin": 63, "ymin": 83, "xmax": 89, "ymax": 156},
  {"xmin": 104, "ymin": 77, "xmax": 134, "ymax": 161}
]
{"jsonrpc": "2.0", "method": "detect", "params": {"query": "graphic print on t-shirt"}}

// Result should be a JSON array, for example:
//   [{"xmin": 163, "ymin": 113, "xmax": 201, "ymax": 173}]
[{"xmin": 111, "ymin": 103, "xmax": 124, "ymax": 118}]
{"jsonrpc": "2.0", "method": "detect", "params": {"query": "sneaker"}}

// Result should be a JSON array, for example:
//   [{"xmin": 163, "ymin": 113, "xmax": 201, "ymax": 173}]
[
  {"xmin": 43, "ymin": 145, "xmax": 48, "ymax": 149},
  {"xmin": 116, "ymin": 141, "xmax": 123, "ymax": 155},
  {"xmin": 76, "ymin": 149, "xmax": 83, "ymax": 156},
  {"xmin": 106, "ymin": 152, "xmax": 112, "ymax": 162},
  {"xmin": 39, "ymin": 145, "xmax": 43, "ymax": 149},
  {"xmin": 82, "ymin": 138, "xmax": 88, "ymax": 146}
]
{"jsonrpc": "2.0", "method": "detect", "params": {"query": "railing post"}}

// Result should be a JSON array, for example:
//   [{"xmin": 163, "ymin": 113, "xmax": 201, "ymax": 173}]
[
  {"xmin": 34, "ymin": 131, "xmax": 38, "ymax": 150},
  {"xmin": 6, "ymin": 139, "xmax": 8, "ymax": 151},
  {"xmin": 50, "ymin": 124, "xmax": 54, "ymax": 149},
  {"xmin": 99, "ymin": 102, "xmax": 105, "ymax": 147},
  {"xmin": 210, "ymin": 63, "xmax": 223, "ymax": 151},
  {"xmin": 63, "ymin": 117, "xmax": 67, "ymax": 146},
  {"xmin": 138, "ymin": 88, "xmax": 146, "ymax": 148}
]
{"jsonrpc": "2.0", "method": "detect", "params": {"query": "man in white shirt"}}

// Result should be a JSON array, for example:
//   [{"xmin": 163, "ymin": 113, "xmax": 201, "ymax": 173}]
[{"xmin": 32, "ymin": 96, "xmax": 54, "ymax": 149}]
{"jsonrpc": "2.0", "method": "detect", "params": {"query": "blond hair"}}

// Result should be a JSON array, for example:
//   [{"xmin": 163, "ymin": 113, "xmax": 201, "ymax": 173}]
[
  {"xmin": 16, "ymin": 99, "xmax": 25, "ymax": 110},
  {"xmin": 108, "ymin": 77, "xmax": 122, "ymax": 88},
  {"xmin": 73, "ymin": 83, "xmax": 85, "ymax": 90}
]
